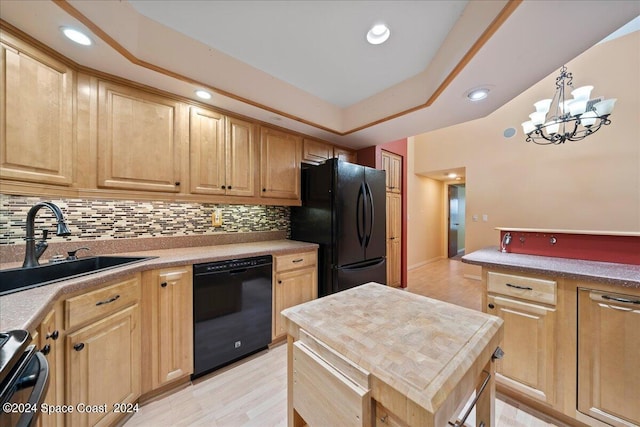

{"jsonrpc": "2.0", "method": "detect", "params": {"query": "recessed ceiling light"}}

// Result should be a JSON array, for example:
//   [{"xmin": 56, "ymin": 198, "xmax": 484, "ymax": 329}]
[
  {"xmin": 467, "ymin": 88, "xmax": 490, "ymax": 102},
  {"xmin": 367, "ymin": 23, "xmax": 390, "ymax": 45},
  {"xmin": 446, "ymin": 173, "xmax": 457, "ymax": 179},
  {"xmin": 61, "ymin": 27, "xmax": 92, "ymax": 46},
  {"xmin": 195, "ymin": 90, "xmax": 212, "ymax": 100}
]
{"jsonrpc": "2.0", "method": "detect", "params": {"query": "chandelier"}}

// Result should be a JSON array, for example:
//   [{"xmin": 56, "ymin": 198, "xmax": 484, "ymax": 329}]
[{"xmin": 522, "ymin": 66, "xmax": 616, "ymax": 145}]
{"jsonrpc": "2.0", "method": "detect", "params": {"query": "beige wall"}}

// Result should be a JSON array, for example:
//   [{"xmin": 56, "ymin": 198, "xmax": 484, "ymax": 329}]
[
  {"xmin": 410, "ymin": 31, "xmax": 640, "ymax": 272},
  {"xmin": 407, "ymin": 137, "xmax": 445, "ymax": 269}
]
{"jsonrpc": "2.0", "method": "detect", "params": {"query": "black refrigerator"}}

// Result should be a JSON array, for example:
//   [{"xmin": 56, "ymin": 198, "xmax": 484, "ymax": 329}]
[{"xmin": 291, "ymin": 158, "xmax": 386, "ymax": 297}]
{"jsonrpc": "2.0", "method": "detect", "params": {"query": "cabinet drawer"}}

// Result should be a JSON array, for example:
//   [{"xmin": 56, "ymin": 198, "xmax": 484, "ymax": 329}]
[
  {"xmin": 275, "ymin": 251, "xmax": 316, "ymax": 272},
  {"xmin": 65, "ymin": 275, "xmax": 140, "ymax": 330},
  {"xmin": 293, "ymin": 339, "xmax": 370, "ymax": 427},
  {"xmin": 487, "ymin": 272, "xmax": 556, "ymax": 305}
]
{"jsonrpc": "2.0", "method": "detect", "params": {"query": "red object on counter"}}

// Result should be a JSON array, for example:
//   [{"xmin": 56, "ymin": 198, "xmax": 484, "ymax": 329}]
[{"xmin": 499, "ymin": 230, "xmax": 640, "ymax": 265}]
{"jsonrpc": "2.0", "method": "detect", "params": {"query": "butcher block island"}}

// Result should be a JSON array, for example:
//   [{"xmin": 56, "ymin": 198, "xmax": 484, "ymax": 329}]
[{"xmin": 281, "ymin": 283, "xmax": 504, "ymax": 427}]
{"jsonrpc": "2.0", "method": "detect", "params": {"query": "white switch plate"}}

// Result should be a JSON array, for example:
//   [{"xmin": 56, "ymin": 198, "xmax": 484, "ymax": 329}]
[
  {"xmin": 482, "ymin": 214, "xmax": 489, "ymax": 222},
  {"xmin": 472, "ymin": 215, "xmax": 479, "ymax": 222}
]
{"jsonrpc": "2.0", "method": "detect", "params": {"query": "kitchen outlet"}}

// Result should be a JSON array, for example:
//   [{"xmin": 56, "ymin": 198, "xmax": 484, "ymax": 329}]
[
  {"xmin": 472, "ymin": 215, "xmax": 479, "ymax": 222},
  {"xmin": 212, "ymin": 209, "xmax": 223, "ymax": 227}
]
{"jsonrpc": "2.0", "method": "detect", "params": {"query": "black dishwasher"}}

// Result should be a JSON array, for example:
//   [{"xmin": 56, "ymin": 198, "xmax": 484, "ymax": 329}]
[{"xmin": 193, "ymin": 255, "xmax": 272, "ymax": 379}]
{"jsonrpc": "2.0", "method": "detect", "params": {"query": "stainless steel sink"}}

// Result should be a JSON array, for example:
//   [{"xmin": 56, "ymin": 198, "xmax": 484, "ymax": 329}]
[{"xmin": 0, "ymin": 256, "xmax": 155, "ymax": 296}]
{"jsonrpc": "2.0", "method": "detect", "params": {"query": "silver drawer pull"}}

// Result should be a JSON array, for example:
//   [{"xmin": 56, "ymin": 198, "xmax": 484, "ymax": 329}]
[
  {"xmin": 292, "ymin": 258, "xmax": 304, "ymax": 263},
  {"xmin": 506, "ymin": 283, "xmax": 533, "ymax": 291},
  {"xmin": 602, "ymin": 295, "xmax": 640, "ymax": 305},
  {"xmin": 95, "ymin": 294, "xmax": 120, "ymax": 306}
]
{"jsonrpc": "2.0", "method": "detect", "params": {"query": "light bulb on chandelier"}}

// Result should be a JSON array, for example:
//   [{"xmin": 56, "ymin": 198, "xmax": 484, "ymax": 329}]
[{"xmin": 521, "ymin": 65, "xmax": 616, "ymax": 145}]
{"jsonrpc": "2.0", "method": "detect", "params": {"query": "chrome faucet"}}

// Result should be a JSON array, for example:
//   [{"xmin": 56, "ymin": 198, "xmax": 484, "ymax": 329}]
[
  {"xmin": 23, "ymin": 202, "xmax": 71, "ymax": 268},
  {"xmin": 500, "ymin": 232, "xmax": 512, "ymax": 253}
]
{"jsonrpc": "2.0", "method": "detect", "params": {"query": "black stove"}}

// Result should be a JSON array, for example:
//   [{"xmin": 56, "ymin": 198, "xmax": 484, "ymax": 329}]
[
  {"xmin": 0, "ymin": 330, "xmax": 30, "ymax": 384},
  {"xmin": 0, "ymin": 330, "xmax": 49, "ymax": 427}
]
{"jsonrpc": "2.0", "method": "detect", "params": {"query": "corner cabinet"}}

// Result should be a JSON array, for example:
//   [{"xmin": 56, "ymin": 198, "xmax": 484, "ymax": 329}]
[
  {"xmin": 63, "ymin": 275, "xmax": 141, "ymax": 427},
  {"xmin": 141, "ymin": 266, "xmax": 193, "ymax": 394},
  {"xmin": 260, "ymin": 127, "xmax": 301, "ymax": 201},
  {"xmin": 273, "ymin": 251, "xmax": 317, "ymax": 340},
  {"xmin": 485, "ymin": 271, "xmax": 556, "ymax": 406},
  {"xmin": 190, "ymin": 107, "xmax": 256, "ymax": 197},
  {"xmin": 577, "ymin": 288, "xmax": 640, "ymax": 427},
  {"xmin": 97, "ymin": 80, "xmax": 183, "ymax": 193},
  {"xmin": 0, "ymin": 32, "xmax": 74, "ymax": 187}
]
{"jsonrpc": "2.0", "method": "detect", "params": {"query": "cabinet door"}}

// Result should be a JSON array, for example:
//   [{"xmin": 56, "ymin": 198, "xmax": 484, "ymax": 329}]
[
  {"xmin": 274, "ymin": 266, "xmax": 316, "ymax": 339},
  {"xmin": 334, "ymin": 147, "xmax": 356, "ymax": 163},
  {"xmin": 381, "ymin": 151, "xmax": 401, "ymax": 193},
  {"xmin": 143, "ymin": 267, "xmax": 193, "ymax": 391},
  {"xmin": 37, "ymin": 310, "xmax": 60, "ymax": 427},
  {"xmin": 97, "ymin": 80, "xmax": 182, "ymax": 192},
  {"xmin": 226, "ymin": 116, "xmax": 255, "ymax": 196},
  {"xmin": 190, "ymin": 107, "xmax": 225, "ymax": 195},
  {"xmin": 65, "ymin": 305, "xmax": 140, "ymax": 427},
  {"xmin": 487, "ymin": 295, "xmax": 555, "ymax": 405},
  {"xmin": 302, "ymin": 138, "xmax": 332, "ymax": 165},
  {"xmin": 578, "ymin": 289, "xmax": 640, "ymax": 426},
  {"xmin": 260, "ymin": 127, "xmax": 301, "ymax": 200},
  {"xmin": 0, "ymin": 33, "xmax": 74, "ymax": 186},
  {"xmin": 386, "ymin": 192, "xmax": 401, "ymax": 287}
]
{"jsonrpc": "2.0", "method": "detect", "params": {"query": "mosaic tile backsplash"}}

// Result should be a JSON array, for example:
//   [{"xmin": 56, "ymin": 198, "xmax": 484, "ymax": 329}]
[{"xmin": 0, "ymin": 195, "xmax": 290, "ymax": 245}]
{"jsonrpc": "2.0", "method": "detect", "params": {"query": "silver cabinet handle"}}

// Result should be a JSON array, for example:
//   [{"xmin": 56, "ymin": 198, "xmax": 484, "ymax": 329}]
[
  {"xmin": 95, "ymin": 294, "xmax": 120, "ymax": 306},
  {"xmin": 506, "ymin": 283, "xmax": 533, "ymax": 291}
]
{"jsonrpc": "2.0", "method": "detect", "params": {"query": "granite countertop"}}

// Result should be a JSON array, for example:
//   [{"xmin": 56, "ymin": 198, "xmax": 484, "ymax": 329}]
[
  {"xmin": 0, "ymin": 239, "xmax": 318, "ymax": 332},
  {"xmin": 462, "ymin": 246, "xmax": 640, "ymax": 288},
  {"xmin": 281, "ymin": 282, "xmax": 503, "ymax": 425}
]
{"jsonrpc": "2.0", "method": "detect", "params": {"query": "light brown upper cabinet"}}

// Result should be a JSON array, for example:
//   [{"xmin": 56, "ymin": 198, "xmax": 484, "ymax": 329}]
[
  {"xmin": 260, "ymin": 127, "xmax": 301, "ymax": 201},
  {"xmin": 381, "ymin": 151, "xmax": 402, "ymax": 193},
  {"xmin": 302, "ymin": 138, "xmax": 332, "ymax": 165},
  {"xmin": 190, "ymin": 107, "xmax": 256, "ymax": 197},
  {"xmin": 0, "ymin": 32, "xmax": 74, "ymax": 186},
  {"xmin": 334, "ymin": 147, "xmax": 357, "ymax": 163},
  {"xmin": 97, "ymin": 80, "xmax": 183, "ymax": 193}
]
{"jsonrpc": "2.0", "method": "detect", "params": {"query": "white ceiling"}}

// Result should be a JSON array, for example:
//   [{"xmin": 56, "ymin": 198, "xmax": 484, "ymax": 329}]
[
  {"xmin": 0, "ymin": 1, "xmax": 638, "ymax": 149},
  {"xmin": 128, "ymin": 0, "xmax": 468, "ymax": 107}
]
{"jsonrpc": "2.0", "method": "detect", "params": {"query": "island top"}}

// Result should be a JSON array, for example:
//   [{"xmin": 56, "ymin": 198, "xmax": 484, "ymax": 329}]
[{"xmin": 281, "ymin": 282, "xmax": 503, "ymax": 425}]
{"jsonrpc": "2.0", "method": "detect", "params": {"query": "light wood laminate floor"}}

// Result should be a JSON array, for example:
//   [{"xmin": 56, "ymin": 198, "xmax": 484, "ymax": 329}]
[{"xmin": 126, "ymin": 259, "xmax": 566, "ymax": 427}]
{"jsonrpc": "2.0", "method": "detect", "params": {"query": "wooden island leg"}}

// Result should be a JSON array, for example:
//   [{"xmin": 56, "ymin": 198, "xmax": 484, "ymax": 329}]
[
  {"xmin": 475, "ymin": 359, "xmax": 496, "ymax": 427},
  {"xmin": 287, "ymin": 335, "xmax": 305, "ymax": 427}
]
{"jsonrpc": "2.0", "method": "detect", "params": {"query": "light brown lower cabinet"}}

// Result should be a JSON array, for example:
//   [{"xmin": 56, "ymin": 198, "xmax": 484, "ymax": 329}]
[
  {"xmin": 577, "ymin": 288, "xmax": 640, "ymax": 427},
  {"xmin": 62, "ymin": 275, "xmax": 141, "ymax": 427},
  {"xmin": 273, "ymin": 251, "xmax": 317, "ymax": 340},
  {"xmin": 65, "ymin": 304, "xmax": 140, "ymax": 427},
  {"xmin": 487, "ymin": 295, "xmax": 556, "ymax": 405},
  {"xmin": 36, "ymin": 309, "xmax": 60, "ymax": 427},
  {"xmin": 141, "ymin": 266, "xmax": 193, "ymax": 393},
  {"xmin": 484, "ymin": 268, "xmax": 640, "ymax": 426}
]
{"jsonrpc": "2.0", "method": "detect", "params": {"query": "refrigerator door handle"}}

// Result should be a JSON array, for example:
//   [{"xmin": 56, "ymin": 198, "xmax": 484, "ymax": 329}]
[
  {"xmin": 356, "ymin": 183, "xmax": 365, "ymax": 247},
  {"xmin": 364, "ymin": 182, "xmax": 374, "ymax": 247}
]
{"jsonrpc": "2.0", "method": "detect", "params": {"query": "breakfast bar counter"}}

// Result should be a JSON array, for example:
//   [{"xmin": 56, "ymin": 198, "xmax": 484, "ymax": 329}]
[{"xmin": 281, "ymin": 282, "xmax": 504, "ymax": 427}]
